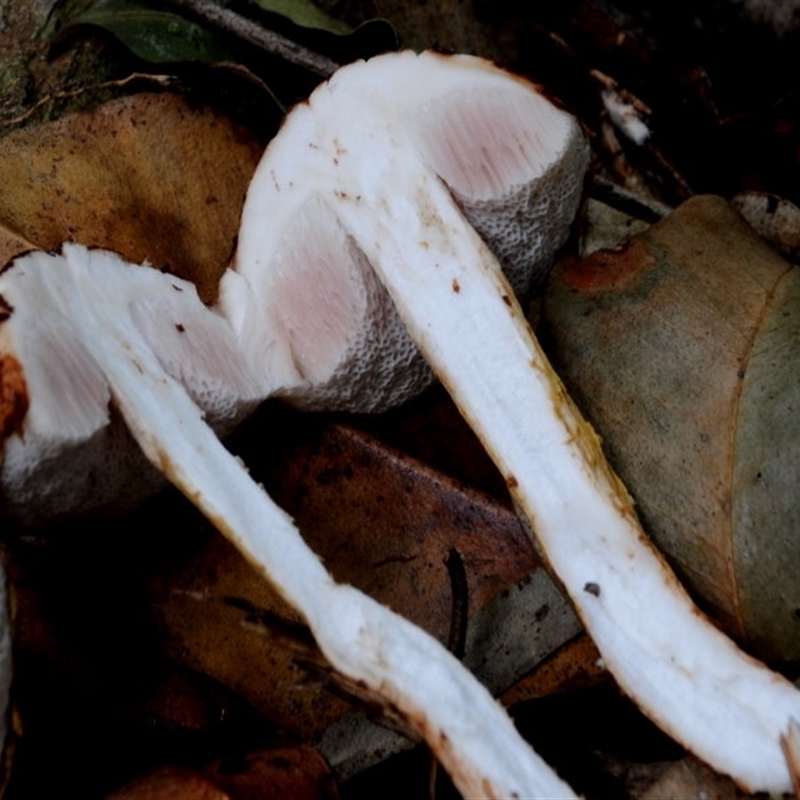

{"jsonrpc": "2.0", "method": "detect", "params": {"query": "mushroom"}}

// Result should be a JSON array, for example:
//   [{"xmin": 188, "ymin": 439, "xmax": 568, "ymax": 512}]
[
  {"xmin": 0, "ymin": 56, "xmax": 585, "ymax": 797},
  {"xmin": 0, "ymin": 241, "xmax": 579, "ymax": 797},
  {"xmin": 221, "ymin": 51, "xmax": 587, "ymax": 413},
  {"xmin": 224, "ymin": 50, "xmax": 800, "ymax": 794},
  {"xmin": 0, "ymin": 247, "xmax": 266, "ymax": 524}
]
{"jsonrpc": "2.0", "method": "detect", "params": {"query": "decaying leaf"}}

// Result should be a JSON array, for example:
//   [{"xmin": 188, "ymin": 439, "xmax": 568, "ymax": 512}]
[
  {"xmin": 107, "ymin": 745, "xmax": 340, "ymax": 800},
  {"xmin": 0, "ymin": 91, "xmax": 264, "ymax": 301},
  {"xmin": 635, "ymin": 754, "xmax": 752, "ymax": 799},
  {"xmin": 543, "ymin": 194, "xmax": 800, "ymax": 665},
  {"xmin": 107, "ymin": 765, "xmax": 230, "ymax": 800},
  {"xmin": 0, "ymin": 223, "xmax": 35, "ymax": 271},
  {"xmin": 578, "ymin": 197, "xmax": 657, "ymax": 257},
  {"xmin": 205, "ymin": 745, "xmax": 340, "ymax": 799},
  {"xmin": 499, "ymin": 632, "xmax": 605, "ymax": 708}
]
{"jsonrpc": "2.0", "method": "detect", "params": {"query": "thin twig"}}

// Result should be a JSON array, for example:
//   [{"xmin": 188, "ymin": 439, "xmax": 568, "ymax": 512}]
[
  {"xmin": 587, "ymin": 174, "xmax": 672, "ymax": 222},
  {"xmin": 444, "ymin": 547, "xmax": 469, "ymax": 660},
  {"xmin": 162, "ymin": 0, "xmax": 340, "ymax": 77},
  {"xmin": 0, "ymin": 73, "xmax": 178, "ymax": 130}
]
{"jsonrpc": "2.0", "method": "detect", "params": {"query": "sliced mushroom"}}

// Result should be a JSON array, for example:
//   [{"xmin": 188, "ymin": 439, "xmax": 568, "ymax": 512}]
[
  {"xmin": 0, "ymin": 50, "xmax": 585, "ymax": 798},
  {"xmin": 0, "ymin": 246, "xmax": 266, "ymax": 524},
  {"xmin": 220, "ymin": 50, "xmax": 587, "ymax": 412},
  {"xmin": 227, "ymin": 50, "xmax": 800, "ymax": 794}
]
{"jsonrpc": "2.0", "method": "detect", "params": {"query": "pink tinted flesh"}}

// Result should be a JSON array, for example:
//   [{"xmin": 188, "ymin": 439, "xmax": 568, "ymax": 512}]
[
  {"xmin": 268, "ymin": 200, "xmax": 366, "ymax": 383},
  {"xmin": 413, "ymin": 87, "xmax": 570, "ymax": 201},
  {"xmin": 28, "ymin": 323, "xmax": 109, "ymax": 435}
]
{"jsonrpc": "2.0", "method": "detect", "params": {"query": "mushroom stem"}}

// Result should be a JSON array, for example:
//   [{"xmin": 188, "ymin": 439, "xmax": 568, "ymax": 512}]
[
  {"xmin": 42, "ymin": 246, "xmax": 575, "ymax": 800},
  {"xmin": 346, "ymin": 162, "xmax": 800, "ymax": 795}
]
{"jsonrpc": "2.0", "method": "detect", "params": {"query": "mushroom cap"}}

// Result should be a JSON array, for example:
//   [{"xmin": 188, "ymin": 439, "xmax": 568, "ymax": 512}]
[
  {"xmin": 0, "ymin": 244, "xmax": 264, "ymax": 525},
  {"xmin": 223, "ymin": 50, "xmax": 588, "ymax": 413}
]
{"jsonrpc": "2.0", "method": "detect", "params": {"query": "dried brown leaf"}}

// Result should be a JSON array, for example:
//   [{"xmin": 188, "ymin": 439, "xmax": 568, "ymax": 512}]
[
  {"xmin": 0, "ymin": 92, "xmax": 264, "ymax": 301},
  {"xmin": 205, "ymin": 745, "xmax": 340, "ymax": 800},
  {"xmin": 107, "ymin": 747, "xmax": 340, "ymax": 800},
  {"xmin": 637, "ymin": 755, "xmax": 753, "ymax": 799},
  {"xmin": 106, "ymin": 765, "xmax": 230, "ymax": 799}
]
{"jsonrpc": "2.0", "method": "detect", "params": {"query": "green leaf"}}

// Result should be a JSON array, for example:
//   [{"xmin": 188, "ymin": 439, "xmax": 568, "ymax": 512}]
[
  {"xmin": 68, "ymin": 0, "xmax": 241, "ymax": 64},
  {"xmin": 250, "ymin": 0, "xmax": 351, "ymax": 35}
]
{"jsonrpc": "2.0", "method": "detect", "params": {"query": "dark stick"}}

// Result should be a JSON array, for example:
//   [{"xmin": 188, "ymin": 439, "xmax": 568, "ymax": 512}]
[
  {"xmin": 444, "ymin": 547, "xmax": 469, "ymax": 661},
  {"xmin": 162, "ymin": 0, "xmax": 340, "ymax": 77}
]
